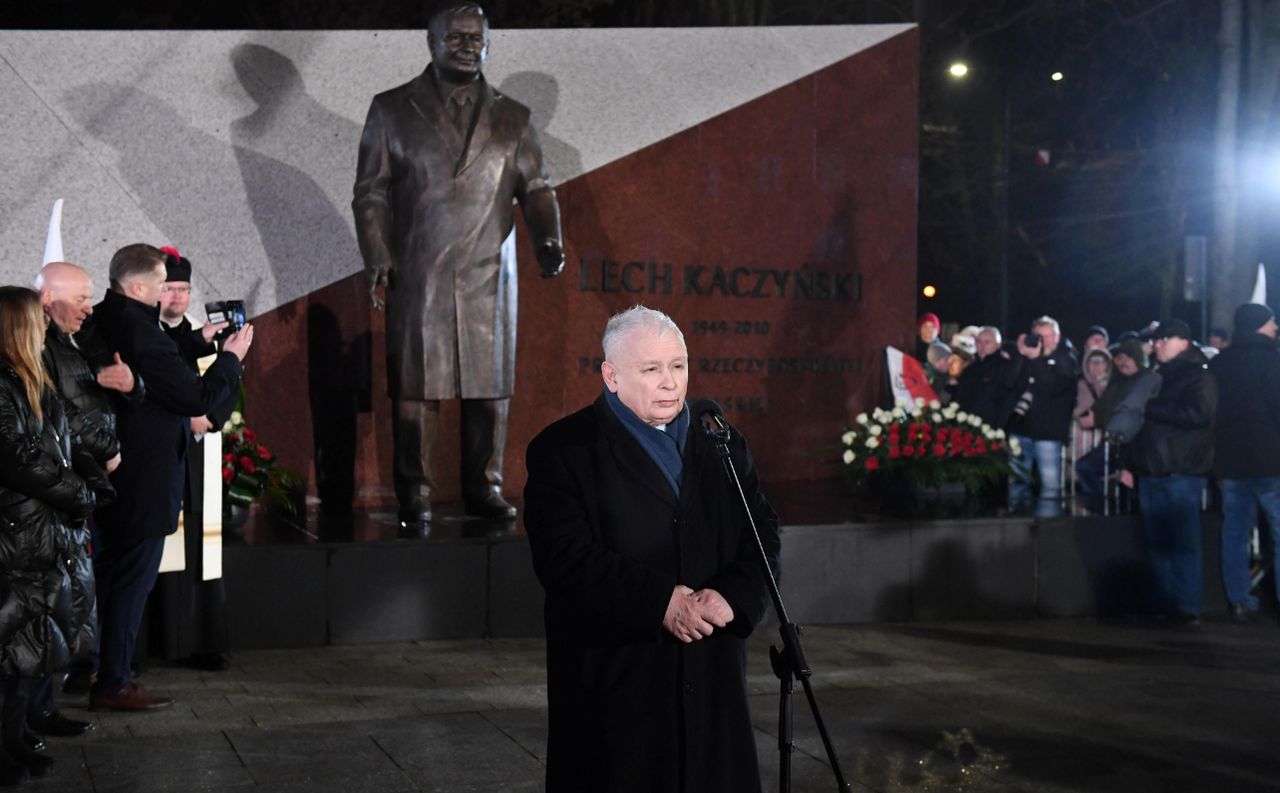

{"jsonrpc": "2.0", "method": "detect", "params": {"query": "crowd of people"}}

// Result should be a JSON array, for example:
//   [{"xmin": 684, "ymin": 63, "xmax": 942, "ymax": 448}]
[
  {"xmin": 917, "ymin": 303, "xmax": 1277, "ymax": 626},
  {"xmin": 0, "ymin": 245, "xmax": 251, "ymax": 784}
]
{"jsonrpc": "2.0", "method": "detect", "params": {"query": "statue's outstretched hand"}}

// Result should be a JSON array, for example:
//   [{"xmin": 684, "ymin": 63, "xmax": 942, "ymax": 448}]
[{"xmin": 537, "ymin": 240, "xmax": 565, "ymax": 278}]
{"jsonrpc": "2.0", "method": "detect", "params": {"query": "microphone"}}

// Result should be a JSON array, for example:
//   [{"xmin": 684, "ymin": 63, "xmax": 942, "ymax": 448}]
[{"xmin": 689, "ymin": 398, "xmax": 731, "ymax": 442}]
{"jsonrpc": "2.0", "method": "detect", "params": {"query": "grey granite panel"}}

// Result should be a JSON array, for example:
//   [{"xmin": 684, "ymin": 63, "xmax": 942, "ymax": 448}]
[
  {"xmin": 0, "ymin": 26, "xmax": 914, "ymax": 316},
  {"xmin": 327, "ymin": 540, "xmax": 488, "ymax": 643},
  {"xmin": 486, "ymin": 537, "xmax": 545, "ymax": 638},
  {"xmin": 780, "ymin": 522, "xmax": 912, "ymax": 625},
  {"xmin": 910, "ymin": 518, "xmax": 1037, "ymax": 621},
  {"xmin": 224, "ymin": 545, "xmax": 329, "ymax": 649},
  {"xmin": 1036, "ymin": 515, "xmax": 1154, "ymax": 617}
]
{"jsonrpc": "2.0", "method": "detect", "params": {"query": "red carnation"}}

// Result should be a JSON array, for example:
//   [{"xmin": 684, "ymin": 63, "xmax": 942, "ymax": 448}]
[
  {"xmin": 257, "ymin": 444, "xmax": 271, "ymax": 459},
  {"xmin": 902, "ymin": 445, "xmax": 916, "ymax": 457},
  {"xmin": 864, "ymin": 457, "xmax": 880, "ymax": 471},
  {"xmin": 950, "ymin": 445, "xmax": 964, "ymax": 456},
  {"xmin": 239, "ymin": 456, "xmax": 256, "ymax": 474},
  {"xmin": 888, "ymin": 446, "xmax": 901, "ymax": 459},
  {"xmin": 932, "ymin": 444, "xmax": 946, "ymax": 457},
  {"xmin": 937, "ymin": 428, "xmax": 949, "ymax": 441},
  {"xmin": 243, "ymin": 428, "xmax": 257, "ymax": 441},
  {"xmin": 223, "ymin": 453, "xmax": 234, "ymax": 463},
  {"xmin": 992, "ymin": 442, "xmax": 1004, "ymax": 451},
  {"xmin": 222, "ymin": 467, "xmax": 234, "ymax": 483},
  {"xmin": 916, "ymin": 445, "xmax": 927, "ymax": 457}
]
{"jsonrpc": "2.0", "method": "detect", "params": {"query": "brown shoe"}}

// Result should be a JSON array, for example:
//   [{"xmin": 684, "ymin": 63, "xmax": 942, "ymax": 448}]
[{"xmin": 89, "ymin": 682, "xmax": 174, "ymax": 712}]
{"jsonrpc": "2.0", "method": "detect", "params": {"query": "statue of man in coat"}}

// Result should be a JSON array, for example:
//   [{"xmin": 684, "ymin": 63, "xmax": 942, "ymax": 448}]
[
  {"xmin": 523, "ymin": 306, "xmax": 780, "ymax": 792},
  {"xmin": 353, "ymin": 2, "xmax": 565, "ymax": 536}
]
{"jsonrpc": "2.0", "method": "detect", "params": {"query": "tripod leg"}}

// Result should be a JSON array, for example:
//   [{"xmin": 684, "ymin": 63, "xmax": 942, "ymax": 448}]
[{"xmin": 771, "ymin": 645, "xmax": 794, "ymax": 793}]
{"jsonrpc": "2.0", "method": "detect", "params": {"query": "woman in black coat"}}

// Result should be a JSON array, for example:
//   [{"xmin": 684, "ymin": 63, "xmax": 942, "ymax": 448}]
[{"xmin": 0, "ymin": 286, "xmax": 97, "ymax": 784}]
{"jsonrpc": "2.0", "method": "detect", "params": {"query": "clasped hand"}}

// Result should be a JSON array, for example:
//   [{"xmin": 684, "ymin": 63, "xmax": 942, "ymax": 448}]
[{"xmin": 662, "ymin": 585, "xmax": 734, "ymax": 644}]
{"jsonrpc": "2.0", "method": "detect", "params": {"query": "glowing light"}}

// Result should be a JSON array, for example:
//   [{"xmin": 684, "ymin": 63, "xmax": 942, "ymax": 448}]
[
  {"xmin": 1051, "ymin": 71, "xmax": 1064, "ymax": 81},
  {"xmin": 948, "ymin": 62, "xmax": 969, "ymax": 79},
  {"xmin": 922, "ymin": 285, "xmax": 938, "ymax": 298}
]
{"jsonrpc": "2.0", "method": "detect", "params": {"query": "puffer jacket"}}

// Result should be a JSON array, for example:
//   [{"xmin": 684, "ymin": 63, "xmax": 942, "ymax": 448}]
[
  {"xmin": 43, "ymin": 324, "xmax": 143, "ymax": 467},
  {"xmin": 0, "ymin": 367, "xmax": 97, "ymax": 678},
  {"xmin": 1129, "ymin": 345, "xmax": 1217, "ymax": 478}
]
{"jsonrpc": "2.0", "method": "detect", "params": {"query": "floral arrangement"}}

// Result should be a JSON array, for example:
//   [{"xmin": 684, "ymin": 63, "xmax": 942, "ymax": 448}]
[
  {"xmin": 840, "ymin": 398, "xmax": 1020, "ymax": 492},
  {"xmin": 222, "ymin": 409, "xmax": 303, "ymax": 514}
]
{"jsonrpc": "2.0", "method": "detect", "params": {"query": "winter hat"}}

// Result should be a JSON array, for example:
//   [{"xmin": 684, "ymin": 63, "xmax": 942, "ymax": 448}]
[
  {"xmin": 1085, "ymin": 325, "xmax": 1109, "ymax": 344},
  {"xmin": 1233, "ymin": 302, "xmax": 1274, "ymax": 336},
  {"xmin": 1112, "ymin": 338, "xmax": 1148, "ymax": 369},
  {"xmin": 918, "ymin": 312, "xmax": 941, "ymax": 332},
  {"xmin": 160, "ymin": 245, "xmax": 192, "ymax": 282}
]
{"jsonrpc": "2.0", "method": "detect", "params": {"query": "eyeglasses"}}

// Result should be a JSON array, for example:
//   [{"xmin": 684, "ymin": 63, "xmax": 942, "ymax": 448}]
[{"xmin": 163, "ymin": 285, "xmax": 191, "ymax": 295}]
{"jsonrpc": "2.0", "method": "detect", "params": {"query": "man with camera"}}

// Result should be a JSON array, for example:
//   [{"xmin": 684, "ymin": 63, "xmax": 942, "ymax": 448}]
[
  {"xmin": 1007, "ymin": 316, "xmax": 1079, "ymax": 516},
  {"xmin": 83, "ymin": 244, "xmax": 252, "ymax": 711}
]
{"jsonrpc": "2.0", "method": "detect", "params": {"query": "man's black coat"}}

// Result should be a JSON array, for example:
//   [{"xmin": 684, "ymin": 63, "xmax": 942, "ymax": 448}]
[
  {"xmin": 523, "ymin": 394, "xmax": 780, "ymax": 793},
  {"xmin": 1209, "ymin": 332, "xmax": 1280, "ymax": 479},
  {"xmin": 87, "ymin": 290, "xmax": 241, "ymax": 544}
]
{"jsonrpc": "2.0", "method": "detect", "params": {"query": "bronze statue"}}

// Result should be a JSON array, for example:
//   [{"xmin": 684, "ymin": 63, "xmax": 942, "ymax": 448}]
[{"xmin": 353, "ymin": 2, "xmax": 565, "ymax": 535}]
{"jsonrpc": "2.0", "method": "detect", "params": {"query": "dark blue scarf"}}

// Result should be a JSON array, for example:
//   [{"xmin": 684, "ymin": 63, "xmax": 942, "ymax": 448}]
[{"xmin": 604, "ymin": 388, "xmax": 689, "ymax": 496}]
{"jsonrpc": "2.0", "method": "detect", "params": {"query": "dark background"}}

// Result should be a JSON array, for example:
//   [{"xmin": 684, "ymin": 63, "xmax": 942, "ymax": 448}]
[{"xmin": 5, "ymin": 0, "xmax": 1245, "ymax": 347}]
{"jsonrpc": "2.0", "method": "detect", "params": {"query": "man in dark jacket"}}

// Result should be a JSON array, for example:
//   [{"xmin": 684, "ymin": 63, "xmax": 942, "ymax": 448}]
[
  {"xmin": 34, "ymin": 261, "xmax": 146, "ymax": 736},
  {"xmin": 1007, "ymin": 316, "xmax": 1079, "ymax": 517},
  {"xmin": 1209, "ymin": 303, "xmax": 1280, "ymax": 623},
  {"xmin": 523, "ymin": 306, "xmax": 779, "ymax": 793},
  {"xmin": 83, "ymin": 244, "xmax": 253, "ymax": 712},
  {"xmin": 1120, "ymin": 320, "xmax": 1217, "ymax": 623},
  {"xmin": 955, "ymin": 325, "xmax": 1018, "ymax": 427}
]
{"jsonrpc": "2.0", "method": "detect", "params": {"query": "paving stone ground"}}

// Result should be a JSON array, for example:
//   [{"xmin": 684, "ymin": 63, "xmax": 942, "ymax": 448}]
[{"xmin": 26, "ymin": 616, "xmax": 1280, "ymax": 792}]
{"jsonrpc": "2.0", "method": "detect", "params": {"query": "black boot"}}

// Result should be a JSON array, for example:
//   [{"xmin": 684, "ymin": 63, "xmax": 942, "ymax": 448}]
[
  {"xmin": 0, "ymin": 746, "xmax": 29, "ymax": 787},
  {"xmin": 461, "ymin": 398, "xmax": 516, "ymax": 520}
]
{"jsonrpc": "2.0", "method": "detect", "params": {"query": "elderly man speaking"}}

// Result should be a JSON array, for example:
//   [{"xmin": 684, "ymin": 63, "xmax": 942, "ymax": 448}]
[{"xmin": 524, "ymin": 305, "xmax": 780, "ymax": 793}]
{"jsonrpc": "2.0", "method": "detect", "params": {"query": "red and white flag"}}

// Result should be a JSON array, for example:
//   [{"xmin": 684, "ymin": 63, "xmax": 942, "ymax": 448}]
[{"xmin": 885, "ymin": 346, "xmax": 939, "ymax": 405}]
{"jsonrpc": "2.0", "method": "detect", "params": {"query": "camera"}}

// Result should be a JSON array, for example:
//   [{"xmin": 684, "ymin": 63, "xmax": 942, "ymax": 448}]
[
  {"xmin": 205, "ymin": 300, "xmax": 246, "ymax": 342},
  {"xmin": 1024, "ymin": 330, "xmax": 1042, "ymax": 348}
]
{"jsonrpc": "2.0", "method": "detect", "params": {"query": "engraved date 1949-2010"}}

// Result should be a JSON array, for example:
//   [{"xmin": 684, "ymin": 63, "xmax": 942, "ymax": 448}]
[{"xmin": 690, "ymin": 319, "xmax": 771, "ymax": 336}]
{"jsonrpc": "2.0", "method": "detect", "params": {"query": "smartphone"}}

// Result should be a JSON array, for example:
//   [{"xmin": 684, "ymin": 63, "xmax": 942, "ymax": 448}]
[{"xmin": 205, "ymin": 300, "xmax": 246, "ymax": 341}]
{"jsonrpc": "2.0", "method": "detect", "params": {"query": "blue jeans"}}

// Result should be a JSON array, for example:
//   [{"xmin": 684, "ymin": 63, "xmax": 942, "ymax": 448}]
[
  {"xmin": 1008, "ymin": 435, "xmax": 1063, "ymax": 518},
  {"xmin": 1139, "ymin": 475, "xmax": 1205, "ymax": 616},
  {"xmin": 1219, "ymin": 477, "xmax": 1280, "ymax": 610}
]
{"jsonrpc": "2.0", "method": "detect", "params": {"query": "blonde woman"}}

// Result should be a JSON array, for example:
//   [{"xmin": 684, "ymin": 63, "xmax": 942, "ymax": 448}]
[{"xmin": 0, "ymin": 286, "xmax": 97, "ymax": 784}]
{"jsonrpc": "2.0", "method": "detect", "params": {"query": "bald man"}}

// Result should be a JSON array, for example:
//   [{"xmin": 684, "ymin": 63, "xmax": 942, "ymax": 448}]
[{"xmin": 31, "ymin": 263, "xmax": 143, "ymax": 737}]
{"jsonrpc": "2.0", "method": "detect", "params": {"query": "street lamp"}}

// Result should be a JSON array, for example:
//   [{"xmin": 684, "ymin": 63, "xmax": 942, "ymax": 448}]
[
  {"xmin": 1051, "ymin": 71, "xmax": 1064, "ymax": 82},
  {"xmin": 948, "ymin": 61, "xmax": 969, "ymax": 79}
]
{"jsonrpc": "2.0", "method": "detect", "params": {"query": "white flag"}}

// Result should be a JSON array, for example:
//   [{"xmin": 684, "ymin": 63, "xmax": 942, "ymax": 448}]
[
  {"xmin": 1250, "ymin": 263, "xmax": 1267, "ymax": 305},
  {"xmin": 42, "ymin": 198, "xmax": 64, "ymax": 266}
]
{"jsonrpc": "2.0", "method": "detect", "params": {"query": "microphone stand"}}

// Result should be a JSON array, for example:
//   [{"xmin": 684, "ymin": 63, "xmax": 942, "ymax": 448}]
[{"xmin": 704, "ymin": 415, "xmax": 852, "ymax": 793}]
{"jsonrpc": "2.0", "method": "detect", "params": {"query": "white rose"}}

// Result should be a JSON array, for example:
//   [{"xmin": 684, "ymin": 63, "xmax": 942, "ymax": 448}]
[
  {"xmin": 843, "ymin": 449, "xmax": 856, "ymax": 464},
  {"xmin": 855, "ymin": 413, "xmax": 869, "ymax": 425},
  {"xmin": 868, "ymin": 425, "xmax": 883, "ymax": 436},
  {"xmin": 892, "ymin": 407, "xmax": 905, "ymax": 419},
  {"xmin": 943, "ymin": 404, "xmax": 959, "ymax": 419},
  {"xmin": 970, "ymin": 415, "xmax": 982, "ymax": 426},
  {"xmin": 230, "ymin": 410, "xmax": 243, "ymax": 425},
  {"xmin": 928, "ymin": 399, "xmax": 941, "ymax": 410},
  {"xmin": 842, "ymin": 430, "xmax": 856, "ymax": 445},
  {"xmin": 1009, "ymin": 438, "xmax": 1022, "ymax": 455},
  {"xmin": 866, "ymin": 437, "xmax": 880, "ymax": 449},
  {"xmin": 222, "ymin": 420, "xmax": 234, "ymax": 433},
  {"xmin": 895, "ymin": 398, "xmax": 910, "ymax": 409},
  {"xmin": 914, "ymin": 397, "xmax": 926, "ymax": 408},
  {"xmin": 931, "ymin": 412, "xmax": 943, "ymax": 423},
  {"xmin": 910, "ymin": 408, "xmax": 923, "ymax": 419},
  {"xmin": 995, "ymin": 429, "xmax": 1006, "ymax": 439},
  {"xmin": 956, "ymin": 411, "xmax": 969, "ymax": 423}
]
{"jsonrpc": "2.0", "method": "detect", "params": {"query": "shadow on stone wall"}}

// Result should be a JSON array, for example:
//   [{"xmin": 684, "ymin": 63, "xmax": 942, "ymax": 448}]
[{"xmin": 231, "ymin": 43, "xmax": 369, "ymax": 527}]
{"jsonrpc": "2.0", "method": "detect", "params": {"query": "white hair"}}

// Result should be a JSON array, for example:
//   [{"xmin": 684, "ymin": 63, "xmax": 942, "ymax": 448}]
[
  {"xmin": 978, "ymin": 325, "xmax": 1002, "ymax": 343},
  {"xmin": 1031, "ymin": 315, "xmax": 1060, "ymax": 336},
  {"xmin": 602, "ymin": 305, "xmax": 685, "ymax": 361}
]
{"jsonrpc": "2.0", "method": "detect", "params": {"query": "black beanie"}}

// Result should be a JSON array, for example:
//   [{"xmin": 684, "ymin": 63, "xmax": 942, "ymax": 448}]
[
  {"xmin": 1234, "ymin": 303, "xmax": 1274, "ymax": 335},
  {"xmin": 165, "ymin": 254, "xmax": 192, "ymax": 282}
]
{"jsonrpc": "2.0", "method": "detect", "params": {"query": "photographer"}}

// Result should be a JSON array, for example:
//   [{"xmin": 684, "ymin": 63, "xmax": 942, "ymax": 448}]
[{"xmin": 1007, "ymin": 316, "xmax": 1079, "ymax": 516}]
